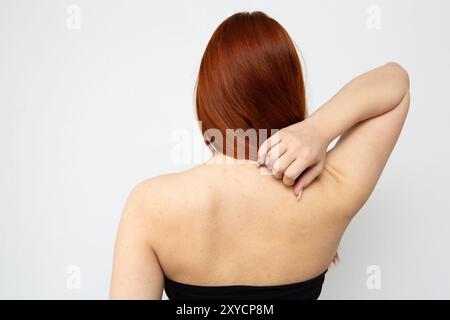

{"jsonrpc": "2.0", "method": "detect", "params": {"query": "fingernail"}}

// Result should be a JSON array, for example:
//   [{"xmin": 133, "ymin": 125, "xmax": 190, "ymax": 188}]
[{"xmin": 296, "ymin": 189, "xmax": 303, "ymax": 201}]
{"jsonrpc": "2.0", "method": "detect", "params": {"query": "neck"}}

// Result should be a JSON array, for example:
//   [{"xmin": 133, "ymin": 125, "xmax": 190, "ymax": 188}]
[{"xmin": 206, "ymin": 152, "xmax": 259, "ymax": 166}]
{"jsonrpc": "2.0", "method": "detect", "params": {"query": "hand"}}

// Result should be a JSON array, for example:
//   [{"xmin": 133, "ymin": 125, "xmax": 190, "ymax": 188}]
[{"xmin": 256, "ymin": 116, "xmax": 329, "ymax": 199}]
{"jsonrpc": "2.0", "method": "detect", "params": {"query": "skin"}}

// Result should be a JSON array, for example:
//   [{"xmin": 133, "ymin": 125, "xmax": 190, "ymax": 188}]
[{"xmin": 110, "ymin": 62, "xmax": 410, "ymax": 299}]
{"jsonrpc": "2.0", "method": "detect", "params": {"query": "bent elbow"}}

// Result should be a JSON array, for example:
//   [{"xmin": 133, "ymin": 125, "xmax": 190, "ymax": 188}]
[{"xmin": 385, "ymin": 61, "xmax": 410, "ymax": 92}]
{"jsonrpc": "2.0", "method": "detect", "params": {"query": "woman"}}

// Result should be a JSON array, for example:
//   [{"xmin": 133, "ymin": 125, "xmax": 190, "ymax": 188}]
[{"xmin": 110, "ymin": 11, "xmax": 410, "ymax": 299}]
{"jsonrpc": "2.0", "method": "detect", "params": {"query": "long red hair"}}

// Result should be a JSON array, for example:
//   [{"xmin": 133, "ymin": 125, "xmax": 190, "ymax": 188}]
[{"xmin": 195, "ymin": 11, "xmax": 306, "ymax": 160}]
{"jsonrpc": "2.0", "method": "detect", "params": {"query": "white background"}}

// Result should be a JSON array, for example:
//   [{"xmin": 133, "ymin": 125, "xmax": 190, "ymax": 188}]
[{"xmin": 1, "ymin": 0, "xmax": 449, "ymax": 299}]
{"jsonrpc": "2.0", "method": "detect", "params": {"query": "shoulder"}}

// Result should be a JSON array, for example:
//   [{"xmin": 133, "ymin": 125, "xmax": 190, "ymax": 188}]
[{"xmin": 124, "ymin": 164, "xmax": 213, "ymax": 222}]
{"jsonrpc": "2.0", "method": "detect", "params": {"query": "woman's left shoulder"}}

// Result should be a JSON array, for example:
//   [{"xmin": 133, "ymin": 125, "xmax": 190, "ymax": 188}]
[{"xmin": 126, "ymin": 165, "xmax": 212, "ymax": 219}]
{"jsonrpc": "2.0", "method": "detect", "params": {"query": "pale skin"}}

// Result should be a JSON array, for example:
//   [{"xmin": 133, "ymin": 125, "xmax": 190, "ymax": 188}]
[{"xmin": 110, "ymin": 62, "xmax": 410, "ymax": 299}]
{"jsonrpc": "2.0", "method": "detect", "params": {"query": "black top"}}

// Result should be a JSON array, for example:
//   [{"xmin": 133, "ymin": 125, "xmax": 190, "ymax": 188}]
[{"xmin": 164, "ymin": 270, "xmax": 327, "ymax": 300}]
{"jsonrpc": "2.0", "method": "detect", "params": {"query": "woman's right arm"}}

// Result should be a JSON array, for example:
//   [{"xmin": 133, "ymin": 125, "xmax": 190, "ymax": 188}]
[
  {"xmin": 258, "ymin": 62, "xmax": 410, "ymax": 215},
  {"xmin": 309, "ymin": 62, "xmax": 410, "ymax": 146}
]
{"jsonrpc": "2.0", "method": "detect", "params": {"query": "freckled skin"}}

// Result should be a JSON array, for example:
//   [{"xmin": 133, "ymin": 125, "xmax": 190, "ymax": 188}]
[{"xmin": 141, "ymin": 157, "xmax": 347, "ymax": 287}]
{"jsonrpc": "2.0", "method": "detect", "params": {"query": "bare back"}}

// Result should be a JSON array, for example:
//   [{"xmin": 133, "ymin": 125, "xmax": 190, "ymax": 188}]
[{"xmin": 147, "ymin": 156, "xmax": 349, "ymax": 286}]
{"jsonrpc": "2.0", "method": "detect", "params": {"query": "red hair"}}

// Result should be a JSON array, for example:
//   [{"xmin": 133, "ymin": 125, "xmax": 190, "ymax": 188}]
[{"xmin": 195, "ymin": 11, "xmax": 306, "ymax": 160}]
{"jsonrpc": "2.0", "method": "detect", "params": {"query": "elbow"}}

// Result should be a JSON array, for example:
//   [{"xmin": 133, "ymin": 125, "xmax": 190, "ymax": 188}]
[{"xmin": 385, "ymin": 61, "xmax": 410, "ymax": 93}]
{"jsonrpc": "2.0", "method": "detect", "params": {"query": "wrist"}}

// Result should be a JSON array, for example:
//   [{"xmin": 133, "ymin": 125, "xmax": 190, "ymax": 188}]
[{"xmin": 305, "ymin": 109, "xmax": 335, "ymax": 146}]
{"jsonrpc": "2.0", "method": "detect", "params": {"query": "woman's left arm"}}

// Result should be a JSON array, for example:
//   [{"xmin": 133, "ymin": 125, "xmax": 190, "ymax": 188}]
[{"xmin": 110, "ymin": 184, "xmax": 164, "ymax": 300}]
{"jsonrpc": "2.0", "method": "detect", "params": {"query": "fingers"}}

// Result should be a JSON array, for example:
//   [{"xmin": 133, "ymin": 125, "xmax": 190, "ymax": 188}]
[
  {"xmin": 257, "ymin": 131, "xmax": 281, "ymax": 166},
  {"xmin": 272, "ymin": 151, "xmax": 296, "ymax": 179},
  {"xmin": 282, "ymin": 159, "xmax": 310, "ymax": 187},
  {"xmin": 293, "ymin": 161, "xmax": 325, "ymax": 199},
  {"xmin": 265, "ymin": 142, "xmax": 288, "ymax": 170}
]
